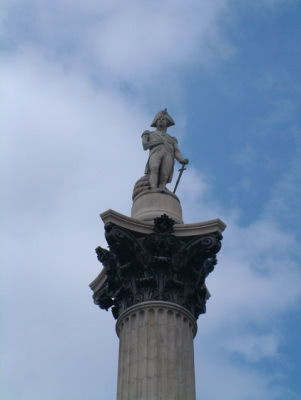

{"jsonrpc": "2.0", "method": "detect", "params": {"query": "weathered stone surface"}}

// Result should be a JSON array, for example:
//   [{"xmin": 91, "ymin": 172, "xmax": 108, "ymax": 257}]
[
  {"xmin": 116, "ymin": 302, "xmax": 197, "ymax": 400},
  {"xmin": 132, "ymin": 108, "xmax": 188, "ymax": 196},
  {"xmin": 131, "ymin": 189, "xmax": 183, "ymax": 223},
  {"xmin": 100, "ymin": 209, "xmax": 226, "ymax": 236},
  {"xmin": 91, "ymin": 213, "xmax": 224, "ymax": 320}
]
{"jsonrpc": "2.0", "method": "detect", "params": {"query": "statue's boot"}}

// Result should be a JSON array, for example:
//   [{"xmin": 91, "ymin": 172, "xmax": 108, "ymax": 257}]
[{"xmin": 158, "ymin": 175, "xmax": 169, "ymax": 191}]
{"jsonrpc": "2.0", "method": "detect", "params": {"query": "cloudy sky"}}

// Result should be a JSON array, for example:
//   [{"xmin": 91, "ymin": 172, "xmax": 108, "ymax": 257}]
[{"xmin": 1, "ymin": 0, "xmax": 301, "ymax": 399}]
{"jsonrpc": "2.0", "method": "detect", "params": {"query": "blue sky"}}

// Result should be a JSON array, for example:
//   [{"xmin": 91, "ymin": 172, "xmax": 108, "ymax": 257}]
[{"xmin": 1, "ymin": 1, "xmax": 301, "ymax": 399}]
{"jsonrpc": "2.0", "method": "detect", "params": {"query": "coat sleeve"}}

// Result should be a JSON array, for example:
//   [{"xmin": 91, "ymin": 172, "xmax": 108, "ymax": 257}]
[
  {"xmin": 173, "ymin": 137, "xmax": 185, "ymax": 163},
  {"xmin": 142, "ymin": 131, "xmax": 150, "ymax": 150}
]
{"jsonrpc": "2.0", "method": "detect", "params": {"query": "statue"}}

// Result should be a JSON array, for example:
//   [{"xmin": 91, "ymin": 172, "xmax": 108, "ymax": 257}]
[{"xmin": 142, "ymin": 109, "xmax": 189, "ymax": 191}]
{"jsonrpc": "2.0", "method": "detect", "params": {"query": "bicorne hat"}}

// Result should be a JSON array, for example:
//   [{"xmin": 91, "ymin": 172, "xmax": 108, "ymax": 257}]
[{"xmin": 150, "ymin": 108, "xmax": 175, "ymax": 127}]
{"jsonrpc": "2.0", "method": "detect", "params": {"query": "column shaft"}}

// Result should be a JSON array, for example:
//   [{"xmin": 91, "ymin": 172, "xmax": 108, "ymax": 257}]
[{"xmin": 116, "ymin": 301, "xmax": 197, "ymax": 400}]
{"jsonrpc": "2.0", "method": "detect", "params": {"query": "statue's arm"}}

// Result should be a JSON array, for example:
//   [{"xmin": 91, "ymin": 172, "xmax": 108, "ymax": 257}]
[
  {"xmin": 174, "ymin": 139, "xmax": 189, "ymax": 164},
  {"xmin": 142, "ymin": 131, "xmax": 163, "ymax": 150},
  {"xmin": 142, "ymin": 131, "xmax": 151, "ymax": 150}
]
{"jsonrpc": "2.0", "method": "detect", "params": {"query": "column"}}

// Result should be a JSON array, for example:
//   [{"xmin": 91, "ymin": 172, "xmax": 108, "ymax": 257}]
[{"xmin": 116, "ymin": 301, "xmax": 197, "ymax": 400}]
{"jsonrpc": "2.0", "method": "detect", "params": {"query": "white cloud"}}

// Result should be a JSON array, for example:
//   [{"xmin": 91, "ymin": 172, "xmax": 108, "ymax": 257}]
[
  {"xmin": 3, "ymin": 0, "xmax": 234, "ymax": 88},
  {"xmin": 195, "ymin": 346, "xmax": 297, "ymax": 400},
  {"xmin": 1, "ymin": 1, "xmax": 301, "ymax": 399},
  {"xmin": 86, "ymin": 0, "xmax": 234, "ymax": 81},
  {"xmin": 200, "ymin": 217, "xmax": 301, "ymax": 328},
  {"xmin": 224, "ymin": 333, "xmax": 280, "ymax": 362},
  {"xmin": 0, "ymin": 49, "xmax": 151, "ymax": 222}
]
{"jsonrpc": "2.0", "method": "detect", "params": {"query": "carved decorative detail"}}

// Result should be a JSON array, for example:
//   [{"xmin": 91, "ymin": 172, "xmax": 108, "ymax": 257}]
[
  {"xmin": 153, "ymin": 214, "xmax": 175, "ymax": 234},
  {"xmin": 94, "ymin": 215, "xmax": 223, "ymax": 320}
]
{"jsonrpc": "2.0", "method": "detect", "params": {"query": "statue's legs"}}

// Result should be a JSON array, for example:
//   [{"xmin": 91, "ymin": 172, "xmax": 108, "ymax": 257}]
[
  {"xmin": 158, "ymin": 153, "xmax": 173, "ymax": 189},
  {"xmin": 148, "ymin": 151, "xmax": 163, "ymax": 189},
  {"xmin": 148, "ymin": 151, "xmax": 173, "ymax": 190},
  {"xmin": 149, "ymin": 172, "xmax": 158, "ymax": 189}
]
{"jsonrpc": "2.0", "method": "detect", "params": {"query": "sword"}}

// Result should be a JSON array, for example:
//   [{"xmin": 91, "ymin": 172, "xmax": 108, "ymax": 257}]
[{"xmin": 173, "ymin": 162, "xmax": 187, "ymax": 194}]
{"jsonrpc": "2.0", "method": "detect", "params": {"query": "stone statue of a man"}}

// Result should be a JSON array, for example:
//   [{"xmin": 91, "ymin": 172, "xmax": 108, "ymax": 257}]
[{"xmin": 142, "ymin": 109, "xmax": 189, "ymax": 190}]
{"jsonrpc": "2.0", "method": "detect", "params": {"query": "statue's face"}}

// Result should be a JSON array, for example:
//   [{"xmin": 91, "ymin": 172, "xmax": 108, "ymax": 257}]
[{"xmin": 156, "ymin": 116, "xmax": 168, "ymax": 129}]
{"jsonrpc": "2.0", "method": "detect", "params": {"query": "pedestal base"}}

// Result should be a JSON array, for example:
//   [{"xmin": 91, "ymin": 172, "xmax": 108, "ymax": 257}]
[
  {"xmin": 131, "ymin": 190, "xmax": 183, "ymax": 224},
  {"xmin": 116, "ymin": 301, "xmax": 197, "ymax": 400}
]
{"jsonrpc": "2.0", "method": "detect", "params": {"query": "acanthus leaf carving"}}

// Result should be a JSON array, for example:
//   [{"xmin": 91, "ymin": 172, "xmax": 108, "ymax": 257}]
[{"xmin": 93, "ymin": 216, "xmax": 223, "ymax": 320}]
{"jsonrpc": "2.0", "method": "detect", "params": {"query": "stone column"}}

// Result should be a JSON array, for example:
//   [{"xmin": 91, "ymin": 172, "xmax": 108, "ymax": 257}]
[
  {"xmin": 90, "ymin": 211, "xmax": 226, "ymax": 400},
  {"xmin": 116, "ymin": 302, "xmax": 197, "ymax": 400}
]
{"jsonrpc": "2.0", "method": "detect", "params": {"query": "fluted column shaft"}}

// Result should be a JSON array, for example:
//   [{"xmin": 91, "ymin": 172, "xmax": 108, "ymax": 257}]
[{"xmin": 116, "ymin": 301, "xmax": 197, "ymax": 400}]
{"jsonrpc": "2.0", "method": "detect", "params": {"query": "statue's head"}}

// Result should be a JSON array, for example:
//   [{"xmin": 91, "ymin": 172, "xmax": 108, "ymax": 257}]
[{"xmin": 151, "ymin": 108, "xmax": 175, "ymax": 128}]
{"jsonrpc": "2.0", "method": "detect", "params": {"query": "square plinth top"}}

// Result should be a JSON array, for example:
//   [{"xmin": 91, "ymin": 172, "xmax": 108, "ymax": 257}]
[{"xmin": 100, "ymin": 209, "xmax": 226, "ymax": 238}]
